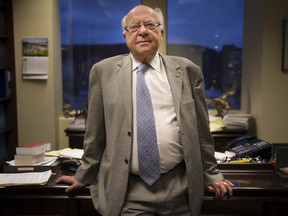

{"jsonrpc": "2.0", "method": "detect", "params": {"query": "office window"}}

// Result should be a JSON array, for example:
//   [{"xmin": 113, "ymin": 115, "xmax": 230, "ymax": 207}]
[
  {"xmin": 60, "ymin": 0, "xmax": 140, "ymax": 109},
  {"xmin": 167, "ymin": 0, "xmax": 243, "ymax": 109}
]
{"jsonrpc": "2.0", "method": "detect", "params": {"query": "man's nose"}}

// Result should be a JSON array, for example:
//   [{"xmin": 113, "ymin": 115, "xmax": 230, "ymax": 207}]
[{"xmin": 138, "ymin": 25, "xmax": 148, "ymax": 34}]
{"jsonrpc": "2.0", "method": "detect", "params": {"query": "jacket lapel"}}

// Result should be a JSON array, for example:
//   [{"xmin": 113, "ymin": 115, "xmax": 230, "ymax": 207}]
[
  {"xmin": 116, "ymin": 55, "xmax": 133, "ymax": 126},
  {"xmin": 161, "ymin": 55, "xmax": 184, "ymax": 124}
]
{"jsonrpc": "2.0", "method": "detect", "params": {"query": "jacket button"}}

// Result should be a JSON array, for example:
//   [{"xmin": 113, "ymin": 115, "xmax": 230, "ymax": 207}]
[
  {"xmin": 105, "ymin": 155, "xmax": 110, "ymax": 163},
  {"xmin": 124, "ymin": 159, "xmax": 129, "ymax": 164},
  {"xmin": 127, "ymin": 131, "xmax": 132, "ymax": 137}
]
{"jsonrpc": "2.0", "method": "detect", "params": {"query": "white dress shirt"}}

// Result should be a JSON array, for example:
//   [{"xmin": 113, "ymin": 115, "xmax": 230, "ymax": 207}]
[{"xmin": 130, "ymin": 53, "xmax": 183, "ymax": 174}]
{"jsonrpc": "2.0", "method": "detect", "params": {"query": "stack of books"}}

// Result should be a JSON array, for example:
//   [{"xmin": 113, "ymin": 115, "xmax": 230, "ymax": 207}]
[
  {"xmin": 14, "ymin": 142, "xmax": 51, "ymax": 166},
  {"xmin": 223, "ymin": 114, "xmax": 252, "ymax": 130}
]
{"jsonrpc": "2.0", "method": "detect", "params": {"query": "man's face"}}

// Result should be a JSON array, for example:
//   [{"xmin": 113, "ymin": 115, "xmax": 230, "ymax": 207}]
[{"xmin": 123, "ymin": 6, "xmax": 164, "ymax": 62}]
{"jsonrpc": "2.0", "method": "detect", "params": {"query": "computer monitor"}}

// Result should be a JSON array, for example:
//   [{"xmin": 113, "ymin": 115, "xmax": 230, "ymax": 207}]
[
  {"xmin": 272, "ymin": 143, "xmax": 288, "ymax": 178},
  {"xmin": 0, "ymin": 134, "xmax": 7, "ymax": 167}
]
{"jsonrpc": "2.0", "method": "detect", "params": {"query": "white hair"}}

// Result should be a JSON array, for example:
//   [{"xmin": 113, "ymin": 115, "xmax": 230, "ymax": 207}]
[{"xmin": 121, "ymin": 7, "xmax": 164, "ymax": 32}]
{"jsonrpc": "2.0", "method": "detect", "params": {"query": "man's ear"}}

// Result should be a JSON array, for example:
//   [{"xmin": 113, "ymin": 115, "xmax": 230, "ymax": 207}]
[{"xmin": 160, "ymin": 29, "xmax": 164, "ymax": 41}]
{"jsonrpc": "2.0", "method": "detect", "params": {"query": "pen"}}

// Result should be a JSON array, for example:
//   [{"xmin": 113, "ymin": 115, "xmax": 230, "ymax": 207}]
[{"xmin": 229, "ymin": 159, "xmax": 251, "ymax": 163}]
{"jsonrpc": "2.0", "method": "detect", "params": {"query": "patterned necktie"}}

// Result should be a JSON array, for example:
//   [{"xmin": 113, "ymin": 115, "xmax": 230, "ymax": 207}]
[{"xmin": 136, "ymin": 63, "xmax": 161, "ymax": 186}]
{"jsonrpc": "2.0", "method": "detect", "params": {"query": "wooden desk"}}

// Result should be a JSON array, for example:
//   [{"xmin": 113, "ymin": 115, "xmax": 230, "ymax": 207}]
[
  {"xmin": 1, "ymin": 164, "xmax": 288, "ymax": 216},
  {"xmin": 0, "ymin": 167, "xmax": 100, "ymax": 216},
  {"xmin": 202, "ymin": 164, "xmax": 288, "ymax": 216},
  {"xmin": 65, "ymin": 128, "xmax": 248, "ymax": 151}
]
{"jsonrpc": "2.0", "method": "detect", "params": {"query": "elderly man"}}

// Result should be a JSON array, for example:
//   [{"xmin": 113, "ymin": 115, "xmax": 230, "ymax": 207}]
[{"xmin": 56, "ymin": 5, "xmax": 233, "ymax": 216}]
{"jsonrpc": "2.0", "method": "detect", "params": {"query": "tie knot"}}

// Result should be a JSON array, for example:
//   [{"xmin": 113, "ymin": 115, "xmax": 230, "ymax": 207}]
[{"xmin": 138, "ymin": 63, "xmax": 150, "ymax": 73}]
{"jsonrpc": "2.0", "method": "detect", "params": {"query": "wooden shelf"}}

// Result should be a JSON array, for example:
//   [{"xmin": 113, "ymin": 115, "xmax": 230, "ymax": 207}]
[{"xmin": 0, "ymin": 0, "xmax": 18, "ymax": 165}]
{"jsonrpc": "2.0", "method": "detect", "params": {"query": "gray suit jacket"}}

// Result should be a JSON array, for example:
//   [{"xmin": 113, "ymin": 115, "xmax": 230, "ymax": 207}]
[{"xmin": 74, "ymin": 54, "xmax": 224, "ymax": 216}]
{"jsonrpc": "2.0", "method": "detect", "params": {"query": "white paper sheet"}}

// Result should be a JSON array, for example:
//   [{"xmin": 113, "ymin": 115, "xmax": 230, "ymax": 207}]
[{"xmin": 0, "ymin": 170, "xmax": 52, "ymax": 187}]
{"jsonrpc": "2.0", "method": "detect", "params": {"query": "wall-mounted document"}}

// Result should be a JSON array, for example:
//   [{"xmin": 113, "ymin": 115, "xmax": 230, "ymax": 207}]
[{"xmin": 22, "ymin": 37, "xmax": 48, "ymax": 80}]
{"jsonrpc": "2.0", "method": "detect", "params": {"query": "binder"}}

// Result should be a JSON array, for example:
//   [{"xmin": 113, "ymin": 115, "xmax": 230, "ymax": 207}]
[
  {"xmin": 2, "ymin": 164, "xmax": 52, "ymax": 173},
  {"xmin": 2, "ymin": 159, "xmax": 59, "ymax": 173}
]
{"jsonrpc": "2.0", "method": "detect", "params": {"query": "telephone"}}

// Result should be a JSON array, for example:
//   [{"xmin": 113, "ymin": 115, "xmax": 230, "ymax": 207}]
[{"xmin": 225, "ymin": 135, "xmax": 272, "ymax": 159}]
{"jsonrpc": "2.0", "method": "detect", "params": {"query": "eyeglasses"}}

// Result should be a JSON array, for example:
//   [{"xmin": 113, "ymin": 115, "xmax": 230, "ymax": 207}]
[{"xmin": 125, "ymin": 21, "xmax": 161, "ymax": 33}]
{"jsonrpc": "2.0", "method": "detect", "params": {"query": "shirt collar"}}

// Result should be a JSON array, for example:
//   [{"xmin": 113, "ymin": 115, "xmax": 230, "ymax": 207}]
[{"xmin": 131, "ymin": 52, "xmax": 161, "ymax": 73}]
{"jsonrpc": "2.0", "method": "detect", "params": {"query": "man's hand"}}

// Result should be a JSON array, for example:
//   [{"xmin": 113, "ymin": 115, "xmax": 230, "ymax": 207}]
[
  {"xmin": 55, "ymin": 175, "xmax": 86, "ymax": 193},
  {"xmin": 206, "ymin": 180, "xmax": 234, "ymax": 199}
]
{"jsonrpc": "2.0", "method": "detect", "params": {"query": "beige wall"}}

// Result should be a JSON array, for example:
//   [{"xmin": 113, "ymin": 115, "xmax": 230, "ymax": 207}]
[
  {"xmin": 242, "ymin": 0, "xmax": 288, "ymax": 142},
  {"xmin": 12, "ymin": 0, "xmax": 288, "ymax": 150},
  {"xmin": 13, "ymin": 0, "xmax": 62, "ymax": 149}
]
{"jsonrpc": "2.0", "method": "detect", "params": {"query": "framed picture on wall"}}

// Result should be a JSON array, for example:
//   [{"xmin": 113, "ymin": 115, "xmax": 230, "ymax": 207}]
[{"xmin": 282, "ymin": 18, "xmax": 288, "ymax": 72}]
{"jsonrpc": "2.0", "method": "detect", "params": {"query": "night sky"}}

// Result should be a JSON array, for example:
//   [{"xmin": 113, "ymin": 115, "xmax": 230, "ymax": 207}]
[{"xmin": 60, "ymin": 0, "xmax": 243, "ymax": 50}]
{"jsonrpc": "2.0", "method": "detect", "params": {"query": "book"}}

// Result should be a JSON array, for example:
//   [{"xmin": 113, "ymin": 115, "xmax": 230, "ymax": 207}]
[
  {"xmin": 16, "ymin": 142, "xmax": 51, "ymax": 155},
  {"xmin": 14, "ymin": 153, "xmax": 45, "ymax": 165}
]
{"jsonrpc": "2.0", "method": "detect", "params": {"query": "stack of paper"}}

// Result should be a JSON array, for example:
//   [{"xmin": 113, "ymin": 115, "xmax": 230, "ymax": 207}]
[
  {"xmin": 209, "ymin": 115, "xmax": 225, "ymax": 132},
  {"xmin": 45, "ymin": 148, "xmax": 84, "ymax": 159},
  {"xmin": 223, "ymin": 114, "xmax": 252, "ymax": 130},
  {"xmin": 5, "ymin": 156, "xmax": 59, "ymax": 173},
  {"xmin": 0, "ymin": 170, "xmax": 52, "ymax": 187},
  {"xmin": 67, "ymin": 118, "xmax": 85, "ymax": 131},
  {"xmin": 214, "ymin": 151, "xmax": 236, "ymax": 163}
]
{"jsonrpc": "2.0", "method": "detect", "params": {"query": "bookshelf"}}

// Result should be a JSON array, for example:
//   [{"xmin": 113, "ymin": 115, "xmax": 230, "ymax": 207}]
[{"xmin": 0, "ymin": 0, "xmax": 18, "ymax": 165}]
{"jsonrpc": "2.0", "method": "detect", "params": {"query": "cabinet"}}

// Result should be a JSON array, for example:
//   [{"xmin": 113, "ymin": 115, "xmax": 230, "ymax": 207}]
[
  {"xmin": 0, "ymin": 0, "xmax": 18, "ymax": 165},
  {"xmin": 65, "ymin": 128, "xmax": 248, "ymax": 151},
  {"xmin": 0, "ymin": 166, "xmax": 101, "ymax": 216},
  {"xmin": 1, "ymin": 164, "xmax": 288, "ymax": 216}
]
